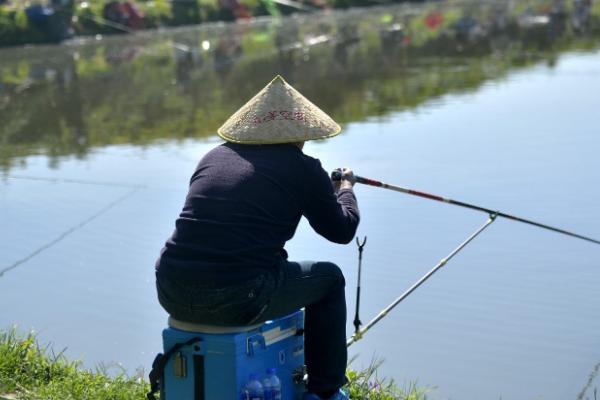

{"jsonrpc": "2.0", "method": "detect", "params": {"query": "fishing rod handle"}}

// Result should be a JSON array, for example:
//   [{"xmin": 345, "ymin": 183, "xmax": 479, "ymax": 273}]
[
  {"xmin": 330, "ymin": 170, "xmax": 379, "ymax": 186},
  {"xmin": 330, "ymin": 170, "xmax": 343, "ymax": 181}
]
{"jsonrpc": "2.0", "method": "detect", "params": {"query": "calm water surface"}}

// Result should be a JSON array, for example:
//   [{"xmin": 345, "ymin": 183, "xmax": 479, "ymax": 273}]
[{"xmin": 1, "ymin": 1, "xmax": 600, "ymax": 399}]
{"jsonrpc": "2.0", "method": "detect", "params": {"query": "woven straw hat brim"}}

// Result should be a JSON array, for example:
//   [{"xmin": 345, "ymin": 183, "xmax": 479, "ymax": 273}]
[
  {"xmin": 217, "ymin": 75, "xmax": 341, "ymax": 144},
  {"xmin": 217, "ymin": 128, "xmax": 342, "ymax": 145}
]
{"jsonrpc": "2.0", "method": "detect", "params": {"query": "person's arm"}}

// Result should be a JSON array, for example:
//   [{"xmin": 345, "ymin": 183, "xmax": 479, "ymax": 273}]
[{"xmin": 302, "ymin": 160, "xmax": 360, "ymax": 244}]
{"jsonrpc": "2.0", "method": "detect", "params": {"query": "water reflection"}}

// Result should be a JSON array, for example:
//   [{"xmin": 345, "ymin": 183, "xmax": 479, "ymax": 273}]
[{"xmin": 0, "ymin": 0, "xmax": 598, "ymax": 172}]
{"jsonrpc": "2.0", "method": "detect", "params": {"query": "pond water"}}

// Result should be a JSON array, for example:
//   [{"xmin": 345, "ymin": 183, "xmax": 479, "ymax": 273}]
[{"xmin": 1, "ymin": 1, "xmax": 600, "ymax": 399}]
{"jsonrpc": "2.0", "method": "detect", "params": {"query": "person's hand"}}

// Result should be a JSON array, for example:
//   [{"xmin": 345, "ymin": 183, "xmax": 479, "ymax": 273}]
[{"xmin": 332, "ymin": 167, "xmax": 356, "ymax": 192}]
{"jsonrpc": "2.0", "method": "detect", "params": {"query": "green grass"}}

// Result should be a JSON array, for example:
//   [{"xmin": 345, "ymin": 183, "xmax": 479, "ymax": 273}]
[
  {"xmin": 0, "ymin": 328, "xmax": 148, "ymax": 400},
  {"xmin": 0, "ymin": 328, "xmax": 429, "ymax": 400},
  {"xmin": 347, "ymin": 357, "xmax": 430, "ymax": 400}
]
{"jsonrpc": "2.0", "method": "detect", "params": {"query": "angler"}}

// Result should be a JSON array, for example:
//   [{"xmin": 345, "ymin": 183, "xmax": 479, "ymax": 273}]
[{"xmin": 152, "ymin": 75, "xmax": 359, "ymax": 400}]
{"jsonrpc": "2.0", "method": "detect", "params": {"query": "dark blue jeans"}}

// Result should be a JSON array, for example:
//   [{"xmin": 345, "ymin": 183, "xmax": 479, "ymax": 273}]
[{"xmin": 156, "ymin": 260, "xmax": 348, "ymax": 393}]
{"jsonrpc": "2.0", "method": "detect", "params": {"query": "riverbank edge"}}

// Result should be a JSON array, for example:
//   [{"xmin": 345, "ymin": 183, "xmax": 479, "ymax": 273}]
[
  {"xmin": 0, "ymin": 328, "xmax": 429, "ymax": 399},
  {"xmin": 0, "ymin": 0, "xmax": 395, "ymax": 48}
]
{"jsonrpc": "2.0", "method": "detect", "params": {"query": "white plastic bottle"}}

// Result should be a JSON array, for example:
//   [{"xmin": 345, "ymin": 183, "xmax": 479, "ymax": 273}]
[
  {"xmin": 263, "ymin": 368, "xmax": 282, "ymax": 400},
  {"xmin": 241, "ymin": 373, "xmax": 264, "ymax": 400}
]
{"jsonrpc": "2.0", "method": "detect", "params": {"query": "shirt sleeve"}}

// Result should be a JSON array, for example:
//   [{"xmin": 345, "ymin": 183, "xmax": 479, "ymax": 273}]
[{"xmin": 301, "ymin": 157, "xmax": 360, "ymax": 244}]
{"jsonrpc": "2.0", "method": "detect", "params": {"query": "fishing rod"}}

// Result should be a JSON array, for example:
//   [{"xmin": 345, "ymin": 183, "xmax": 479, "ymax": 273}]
[
  {"xmin": 331, "ymin": 171, "xmax": 600, "ymax": 246},
  {"xmin": 57, "ymin": 9, "xmax": 192, "ymax": 52}
]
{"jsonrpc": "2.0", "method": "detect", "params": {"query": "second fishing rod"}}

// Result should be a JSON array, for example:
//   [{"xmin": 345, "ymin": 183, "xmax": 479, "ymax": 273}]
[{"xmin": 332, "ymin": 169, "xmax": 600, "ymax": 346}]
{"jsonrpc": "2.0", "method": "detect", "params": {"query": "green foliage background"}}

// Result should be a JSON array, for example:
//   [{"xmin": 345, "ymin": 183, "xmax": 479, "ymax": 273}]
[{"xmin": 1, "ymin": 0, "xmax": 599, "ymax": 171}]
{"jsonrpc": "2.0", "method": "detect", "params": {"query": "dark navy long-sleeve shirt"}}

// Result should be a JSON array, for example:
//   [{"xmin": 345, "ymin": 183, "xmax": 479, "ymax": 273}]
[{"xmin": 156, "ymin": 143, "xmax": 359, "ymax": 280}]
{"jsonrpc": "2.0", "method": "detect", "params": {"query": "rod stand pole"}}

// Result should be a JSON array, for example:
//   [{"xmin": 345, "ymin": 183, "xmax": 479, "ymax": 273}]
[{"xmin": 353, "ymin": 236, "xmax": 367, "ymax": 334}]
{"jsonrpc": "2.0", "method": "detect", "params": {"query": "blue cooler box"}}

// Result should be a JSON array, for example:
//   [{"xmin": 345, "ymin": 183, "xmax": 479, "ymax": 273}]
[{"xmin": 162, "ymin": 310, "xmax": 305, "ymax": 400}]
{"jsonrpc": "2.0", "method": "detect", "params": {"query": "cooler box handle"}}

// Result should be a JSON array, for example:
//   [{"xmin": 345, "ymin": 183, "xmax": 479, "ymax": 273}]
[{"xmin": 246, "ymin": 334, "xmax": 266, "ymax": 356}]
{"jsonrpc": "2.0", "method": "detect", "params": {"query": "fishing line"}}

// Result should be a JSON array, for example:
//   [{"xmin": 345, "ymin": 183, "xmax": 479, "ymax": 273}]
[
  {"xmin": 0, "ymin": 187, "xmax": 141, "ymax": 278},
  {"xmin": 6, "ymin": 175, "xmax": 145, "ymax": 189}
]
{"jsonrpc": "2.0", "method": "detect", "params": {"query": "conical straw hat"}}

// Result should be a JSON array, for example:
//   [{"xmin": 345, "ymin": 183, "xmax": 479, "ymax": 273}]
[{"xmin": 218, "ymin": 75, "xmax": 341, "ymax": 144}]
